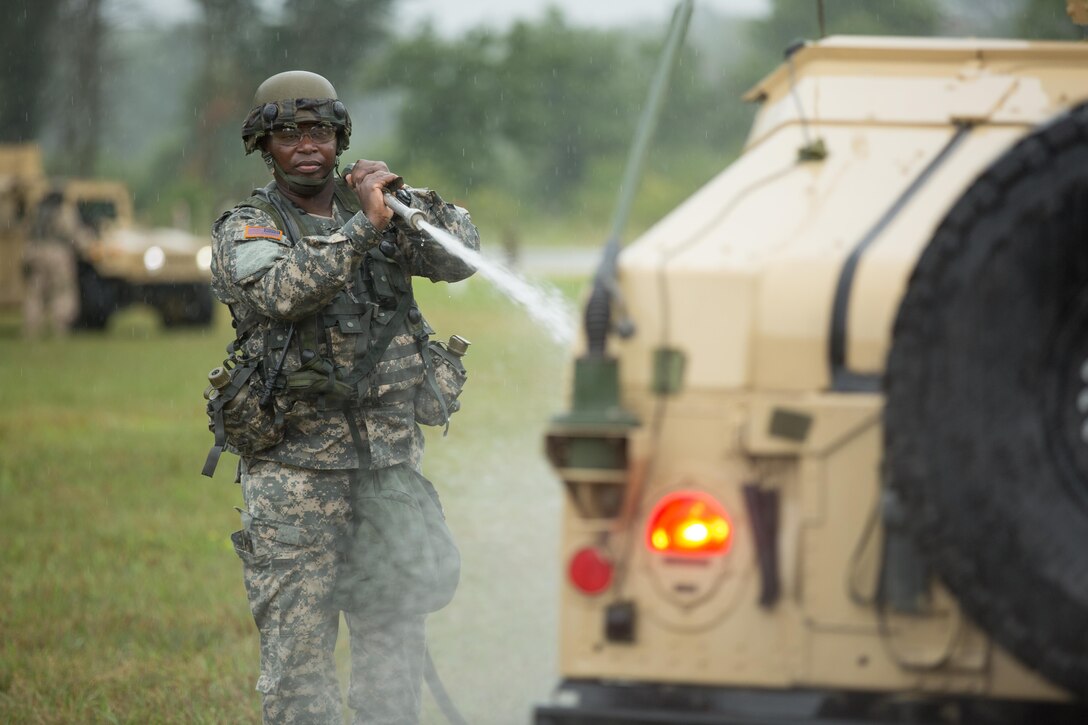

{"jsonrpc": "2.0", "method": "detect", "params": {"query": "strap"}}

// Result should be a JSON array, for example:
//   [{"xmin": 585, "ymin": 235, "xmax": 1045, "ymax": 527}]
[
  {"xmin": 244, "ymin": 183, "xmax": 301, "ymax": 244},
  {"xmin": 420, "ymin": 341, "xmax": 451, "ymax": 436},
  {"xmin": 379, "ymin": 387, "xmax": 416, "ymax": 404},
  {"xmin": 333, "ymin": 176, "xmax": 362, "ymax": 214},
  {"xmin": 342, "ymin": 292, "xmax": 413, "ymax": 396},
  {"xmin": 202, "ymin": 364, "xmax": 258, "ymax": 478},
  {"xmin": 323, "ymin": 302, "xmax": 371, "ymax": 316},
  {"xmin": 245, "ymin": 179, "xmax": 360, "ymax": 245},
  {"xmin": 345, "ymin": 411, "xmax": 372, "ymax": 471},
  {"xmin": 202, "ymin": 414, "xmax": 227, "ymax": 478}
]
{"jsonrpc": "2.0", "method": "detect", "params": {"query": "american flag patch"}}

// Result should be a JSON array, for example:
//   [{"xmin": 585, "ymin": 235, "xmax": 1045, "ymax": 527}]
[{"xmin": 243, "ymin": 225, "xmax": 284, "ymax": 240}]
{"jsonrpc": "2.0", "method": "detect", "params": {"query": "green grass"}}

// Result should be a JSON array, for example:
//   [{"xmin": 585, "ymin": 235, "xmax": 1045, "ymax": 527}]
[{"xmin": 0, "ymin": 271, "xmax": 586, "ymax": 724}]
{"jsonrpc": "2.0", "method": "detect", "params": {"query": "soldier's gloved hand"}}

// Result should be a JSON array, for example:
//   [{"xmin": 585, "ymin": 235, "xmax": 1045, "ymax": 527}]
[{"xmin": 345, "ymin": 159, "xmax": 401, "ymax": 231}]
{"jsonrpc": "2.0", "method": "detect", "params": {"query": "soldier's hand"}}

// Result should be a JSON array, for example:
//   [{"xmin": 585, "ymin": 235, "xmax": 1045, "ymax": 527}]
[{"xmin": 345, "ymin": 160, "xmax": 400, "ymax": 231}]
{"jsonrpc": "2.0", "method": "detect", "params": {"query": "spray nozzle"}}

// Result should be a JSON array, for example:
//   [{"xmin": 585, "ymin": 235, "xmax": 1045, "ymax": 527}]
[
  {"xmin": 341, "ymin": 164, "xmax": 428, "ymax": 231},
  {"xmin": 381, "ymin": 188, "xmax": 427, "ymax": 231}
]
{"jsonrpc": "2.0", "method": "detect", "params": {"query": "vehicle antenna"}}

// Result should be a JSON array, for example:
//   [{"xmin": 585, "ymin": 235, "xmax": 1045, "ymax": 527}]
[{"xmin": 785, "ymin": 40, "xmax": 828, "ymax": 162}]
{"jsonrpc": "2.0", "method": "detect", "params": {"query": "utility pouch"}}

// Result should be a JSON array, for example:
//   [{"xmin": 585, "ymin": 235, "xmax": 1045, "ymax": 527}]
[
  {"xmin": 331, "ymin": 465, "xmax": 460, "ymax": 617},
  {"xmin": 202, "ymin": 356, "xmax": 285, "ymax": 477},
  {"xmin": 365, "ymin": 250, "xmax": 401, "ymax": 307},
  {"xmin": 283, "ymin": 353, "xmax": 357, "ymax": 402},
  {"xmin": 415, "ymin": 336, "xmax": 469, "ymax": 430}
]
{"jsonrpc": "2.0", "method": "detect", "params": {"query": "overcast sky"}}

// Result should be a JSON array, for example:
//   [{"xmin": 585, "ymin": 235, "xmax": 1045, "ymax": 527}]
[
  {"xmin": 395, "ymin": 0, "xmax": 769, "ymax": 35},
  {"xmin": 127, "ymin": 0, "xmax": 769, "ymax": 33}
]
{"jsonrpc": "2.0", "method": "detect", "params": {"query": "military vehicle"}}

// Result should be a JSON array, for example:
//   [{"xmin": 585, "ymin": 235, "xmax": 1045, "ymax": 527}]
[
  {"xmin": 537, "ymin": 1, "xmax": 1088, "ymax": 723},
  {"xmin": 0, "ymin": 144, "xmax": 213, "ymax": 329}
]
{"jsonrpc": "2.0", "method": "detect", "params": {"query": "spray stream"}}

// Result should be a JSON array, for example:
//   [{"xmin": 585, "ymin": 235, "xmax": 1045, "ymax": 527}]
[
  {"xmin": 416, "ymin": 219, "xmax": 576, "ymax": 346},
  {"xmin": 378, "ymin": 188, "xmax": 576, "ymax": 345}
]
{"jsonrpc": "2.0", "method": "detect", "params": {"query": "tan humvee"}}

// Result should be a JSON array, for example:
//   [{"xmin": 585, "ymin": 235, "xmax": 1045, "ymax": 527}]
[
  {"xmin": 0, "ymin": 144, "xmax": 214, "ymax": 329},
  {"xmin": 541, "ymin": 6, "xmax": 1088, "ymax": 724}
]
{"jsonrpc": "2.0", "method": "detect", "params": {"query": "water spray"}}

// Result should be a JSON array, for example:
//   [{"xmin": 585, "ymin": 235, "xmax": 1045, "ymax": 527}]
[{"xmin": 340, "ymin": 164, "xmax": 576, "ymax": 344}]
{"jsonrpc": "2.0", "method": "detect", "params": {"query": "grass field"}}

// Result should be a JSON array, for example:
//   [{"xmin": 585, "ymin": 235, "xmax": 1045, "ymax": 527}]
[{"xmin": 0, "ymin": 272, "xmax": 585, "ymax": 724}]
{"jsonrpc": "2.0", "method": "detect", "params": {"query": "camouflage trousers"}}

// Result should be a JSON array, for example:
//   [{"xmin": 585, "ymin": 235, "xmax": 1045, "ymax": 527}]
[
  {"xmin": 233, "ymin": 458, "xmax": 427, "ymax": 725},
  {"xmin": 22, "ymin": 241, "xmax": 78, "ymax": 338}
]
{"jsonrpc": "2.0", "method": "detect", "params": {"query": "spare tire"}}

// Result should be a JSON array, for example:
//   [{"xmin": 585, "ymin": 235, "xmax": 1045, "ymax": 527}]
[{"xmin": 885, "ymin": 100, "xmax": 1088, "ymax": 696}]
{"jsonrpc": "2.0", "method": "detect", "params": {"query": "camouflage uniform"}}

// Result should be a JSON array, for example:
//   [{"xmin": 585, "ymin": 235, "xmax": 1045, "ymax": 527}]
[
  {"xmin": 213, "ymin": 178, "xmax": 478, "ymax": 724},
  {"xmin": 22, "ymin": 198, "xmax": 83, "ymax": 337}
]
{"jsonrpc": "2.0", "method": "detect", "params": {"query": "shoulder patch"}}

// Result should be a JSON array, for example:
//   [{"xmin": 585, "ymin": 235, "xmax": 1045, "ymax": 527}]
[{"xmin": 244, "ymin": 225, "xmax": 283, "ymax": 241}]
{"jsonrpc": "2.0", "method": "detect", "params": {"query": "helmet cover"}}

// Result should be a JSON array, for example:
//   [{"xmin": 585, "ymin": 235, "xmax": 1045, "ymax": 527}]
[{"xmin": 241, "ymin": 70, "xmax": 351, "ymax": 154}]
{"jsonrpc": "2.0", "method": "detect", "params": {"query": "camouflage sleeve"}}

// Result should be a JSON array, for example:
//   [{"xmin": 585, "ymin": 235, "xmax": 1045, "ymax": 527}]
[
  {"xmin": 210, "ymin": 205, "xmax": 382, "ymax": 321},
  {"xmin": 396, "ymin": 188, "xmax": 480, "ymax": 283}
]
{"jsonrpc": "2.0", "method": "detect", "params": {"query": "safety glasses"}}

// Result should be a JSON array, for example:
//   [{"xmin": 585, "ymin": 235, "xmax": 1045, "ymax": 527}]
[{"xmin": 269, "ymin": 124, "xmax": 337, "ymax": 147}]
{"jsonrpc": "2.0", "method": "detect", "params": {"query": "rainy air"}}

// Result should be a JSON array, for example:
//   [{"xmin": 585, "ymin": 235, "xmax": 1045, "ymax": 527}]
[{"xmin": 3, "ymin": 1, "xmax": 1088, "ymax": 724}]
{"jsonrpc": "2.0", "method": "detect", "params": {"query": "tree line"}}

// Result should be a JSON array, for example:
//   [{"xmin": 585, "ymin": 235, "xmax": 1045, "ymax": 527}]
[{"xmin": 1, "ymin": 0, "xmax": 1080, "ymax": 244}]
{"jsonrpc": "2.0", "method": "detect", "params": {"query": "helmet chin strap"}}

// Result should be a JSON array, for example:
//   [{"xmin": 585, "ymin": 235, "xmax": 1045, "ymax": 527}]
[{"xmin": 266, "ymin": 154, "xmax": 333, "ymax": 197}]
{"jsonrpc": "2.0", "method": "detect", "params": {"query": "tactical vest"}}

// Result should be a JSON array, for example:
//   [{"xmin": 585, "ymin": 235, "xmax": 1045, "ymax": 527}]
[
  {"xmin": 242, "ymin": 179, "xmax": 428, "ymax": 405},
  {"xmin": 202, "ymin": 180, "xmax": 442, "ymax": 477}
]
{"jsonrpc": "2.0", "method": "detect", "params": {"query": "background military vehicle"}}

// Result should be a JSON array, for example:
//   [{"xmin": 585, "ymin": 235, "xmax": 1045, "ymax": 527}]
[
  {"xmin": 538, "ymin": 1, "xmax": 1088, "ymax": 723},
  {"xmin": 0, "ymin": 143, "xmax": 213, "ymax": 330}
]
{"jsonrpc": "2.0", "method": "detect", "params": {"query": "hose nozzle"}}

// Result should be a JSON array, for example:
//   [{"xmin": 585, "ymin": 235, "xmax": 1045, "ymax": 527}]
[
  {"xmin": 341, "ymin": 163, "xmax": 428, "ymax": 231},
  {"xmin": 382, "ymin": 188, "xmax": 427, "ymax": 231}
]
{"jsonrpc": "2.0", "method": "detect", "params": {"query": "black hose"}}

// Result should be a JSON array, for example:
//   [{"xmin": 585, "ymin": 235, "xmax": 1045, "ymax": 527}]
[{"xmin": 424, "ymin": 646, "xmax": 469, "ymax": 725}]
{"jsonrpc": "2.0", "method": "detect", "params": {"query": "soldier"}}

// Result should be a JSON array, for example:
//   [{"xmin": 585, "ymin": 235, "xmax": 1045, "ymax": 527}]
[
  {"xmin": 210, "ymin": 71, "xmax": 479, "ymax": 724},
  {"xmin": 22, "ymin": 190, "xmax": 83, "ymax": 337}
]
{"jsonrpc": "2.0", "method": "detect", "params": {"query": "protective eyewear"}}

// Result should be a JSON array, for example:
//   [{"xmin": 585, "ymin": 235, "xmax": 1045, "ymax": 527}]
[{"xmin": 270, "ymin": 124, "xmax": 337, "ymax": 146}]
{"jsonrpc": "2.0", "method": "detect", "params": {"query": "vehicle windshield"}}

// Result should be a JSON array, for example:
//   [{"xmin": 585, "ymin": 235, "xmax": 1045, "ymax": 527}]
[{"xmin": 77, "ymin": 199, "xmax": 117, "ymax": 233}]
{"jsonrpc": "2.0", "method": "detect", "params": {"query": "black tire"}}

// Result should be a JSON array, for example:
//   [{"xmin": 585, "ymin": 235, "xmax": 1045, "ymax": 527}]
[
  {"xmin": 885, "ymin": 100, "xmax": 1088, "ymax": 695},
  {"xmin": 75, "ymin": 261, "xmax": 117, "ymax": 329}
]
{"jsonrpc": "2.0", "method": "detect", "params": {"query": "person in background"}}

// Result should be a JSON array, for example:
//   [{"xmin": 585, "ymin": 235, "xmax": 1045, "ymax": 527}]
[{"xmin": 23, "ymin": 190, "xmax": 85, "ymax": 338}]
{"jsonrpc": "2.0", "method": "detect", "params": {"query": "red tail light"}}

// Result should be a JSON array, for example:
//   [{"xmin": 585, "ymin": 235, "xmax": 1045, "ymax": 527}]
[
  {"xmin": 646, "ymin": 490, "xmax": 732, "ymax": 557},
  {"xmin": 568, "ymin": 547, "xmax": 613, "ymax": 595}
]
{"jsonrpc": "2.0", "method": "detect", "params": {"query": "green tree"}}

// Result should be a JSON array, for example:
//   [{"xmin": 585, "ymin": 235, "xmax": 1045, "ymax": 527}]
[
  {"xmin": 0, "ymin": 0, "xmax": 63, "ymax": 142},
  {"xmin": 274, "ymin": 0, "xmax": 395, "ymax": 81},
  {"xmin": 723, "ymin": 0, "xmax": 944, "ymax": 153},
  {"xmin": 754, "ymin": 0, "xmax": 941, "ymax": 48},
  {"xmin": 731, "ymin": 0, "xmax": 941, "ymax": 94},
  {"xmin": 365, "ymin": 26, "xmax": 504, "ymax": 188},
  {"xmin": 497, "ymin": 12, "xmax": 642, "ymax": 195},
  {"xmin": 1014, "ymin": 0, "xmax": 1085, "ymax": 38},
  {"xmin": 187, "ymin": 0, "xmax": 267, "ymax": 180},
  {"xmin": 57, "ymin": 0, "xmax": 110, "ymax": 175},
  {"xmin": 183, "ymin": 0, "xmax": 396, "ymax": 183},
  {"xmin": 138, "ymin": 0, "xmax": 399, "ymax": 228},
  {"xmin": 369, "ymin": 11, "xmax": 662, "ymax": 201}
]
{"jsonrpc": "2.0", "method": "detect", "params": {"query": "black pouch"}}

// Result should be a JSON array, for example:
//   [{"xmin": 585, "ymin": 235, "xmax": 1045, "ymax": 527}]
[{"xmin": 415, "ymin": 339, "xmax": 468, "ymax": 429}]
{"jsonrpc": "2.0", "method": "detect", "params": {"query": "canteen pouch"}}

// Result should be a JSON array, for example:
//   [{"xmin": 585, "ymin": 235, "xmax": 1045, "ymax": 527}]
[
  {"xmin": 202, "ymin": 359, "xmax": 286, "ymax": 477},
  {"xmin": 414, "ymin": 339, "xmax": 467, "ymax": 428}
]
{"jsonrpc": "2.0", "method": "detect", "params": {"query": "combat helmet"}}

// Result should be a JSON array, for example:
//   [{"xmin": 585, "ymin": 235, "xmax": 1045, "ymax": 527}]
[{"xmin": 241, "ymin": 70, "xmax": 352, "ymax": 156}]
